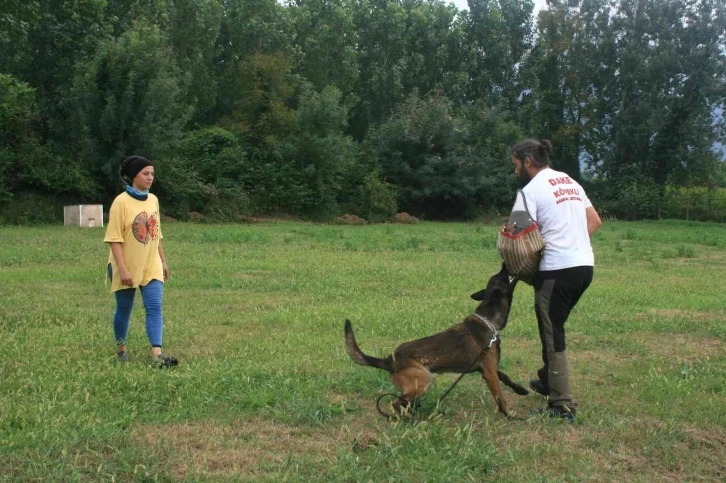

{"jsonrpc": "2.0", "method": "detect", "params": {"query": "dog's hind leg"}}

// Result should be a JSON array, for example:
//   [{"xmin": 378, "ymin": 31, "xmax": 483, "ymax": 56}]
[
  {"xmin": 390, "ymin": 362, "xmax": 434, "ymax": 412},
  {"xmin": 481, "ymin": 350, "xmax": 513, "ymax": 416}
]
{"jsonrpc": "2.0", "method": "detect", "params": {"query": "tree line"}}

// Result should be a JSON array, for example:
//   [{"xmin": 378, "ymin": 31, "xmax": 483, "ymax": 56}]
[{"xmin": 1, "ymin": 0, "xmax": 724, "ymax": 223}]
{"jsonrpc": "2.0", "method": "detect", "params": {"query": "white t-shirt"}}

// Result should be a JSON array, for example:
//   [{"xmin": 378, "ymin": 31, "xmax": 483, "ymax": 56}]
[{"xmin": 521, "ymin": 168, "xmax": 594, "ymax": 271}]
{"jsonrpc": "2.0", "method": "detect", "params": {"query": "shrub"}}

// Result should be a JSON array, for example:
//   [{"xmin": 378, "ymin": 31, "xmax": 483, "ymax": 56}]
[
  {"xmin": 357, "ymin": 172, "xmax": 398, "ymax": 222},
  {"xmin": 584, "ymin": 168, "xmax": 661, "ymax": 220},
  {"xmin": 662, "ymin": 187, "xmax": 726, "ymax": 222},
  {"xmin": 0, "ymin": 193, "xmax": 66, "ymax": 225},
  {"xmin": 677, "ymin": 245, "xmax": 697, "ymax": 258}
]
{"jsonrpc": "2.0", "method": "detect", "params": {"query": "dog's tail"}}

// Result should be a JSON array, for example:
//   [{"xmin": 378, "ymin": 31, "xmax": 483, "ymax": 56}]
[
  {"xmin": 497, "ymin": 370, "xmax": 530, "ymax": 396},
  {"xmin": 344, "ymin": 319, "xmax": 393, "ymax": 372}
]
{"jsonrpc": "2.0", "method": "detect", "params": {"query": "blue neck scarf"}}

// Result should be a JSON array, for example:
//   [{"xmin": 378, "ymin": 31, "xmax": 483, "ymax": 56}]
[{"xmin": 125, "ymin": 184, "xmax": 149, "ymax": 201}]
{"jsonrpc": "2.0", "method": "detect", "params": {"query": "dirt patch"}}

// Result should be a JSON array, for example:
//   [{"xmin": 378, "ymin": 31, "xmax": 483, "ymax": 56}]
[
  {"xmin": 686, "ymin": 426, "xmax": 726, "ymax": 455},
  {"xmin": 634, "ymin": 308, "xmax": 725, "ymax": 322},
  {"xmin": 132, "ymin": 417, "xmax": 365, "ymax": 479},
  {"xmin": 606, "ymin": 447, "xmax": 650, "ymax": 474},
  {"xmin": 635, "ymin": 333, "xmax": 725, "ymax": 360}
]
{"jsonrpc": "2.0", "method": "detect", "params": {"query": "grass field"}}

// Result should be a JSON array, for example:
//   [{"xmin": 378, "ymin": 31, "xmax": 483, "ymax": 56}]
[{"xmin": 1, "ymin": 219, "xmax": 724, "ymax": 481}]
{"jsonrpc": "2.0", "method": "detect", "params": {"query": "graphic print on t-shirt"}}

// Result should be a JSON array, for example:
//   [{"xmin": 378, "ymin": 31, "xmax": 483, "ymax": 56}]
[
  {"xmin": 132, "ymin": 211, "xmax": 159, "ymax": 245},
  {"xmin": 549, "ymin": 176, "xmax": 583, "ymax": 205}
]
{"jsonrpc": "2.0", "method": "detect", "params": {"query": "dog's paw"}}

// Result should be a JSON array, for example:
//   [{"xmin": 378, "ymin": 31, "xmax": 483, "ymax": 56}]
[{"xmin": 504, "ymin": 410, "xmax": 525, "ymax": 421}]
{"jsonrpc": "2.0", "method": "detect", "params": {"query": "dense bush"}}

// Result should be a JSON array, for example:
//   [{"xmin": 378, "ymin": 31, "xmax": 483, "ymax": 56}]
[{"xmin": 662, "ymin": 187, "xmax": 726, "ymax": 222}]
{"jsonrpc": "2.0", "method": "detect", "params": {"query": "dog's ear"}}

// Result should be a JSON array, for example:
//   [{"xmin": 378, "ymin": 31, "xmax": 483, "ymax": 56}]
[{"xmin": 470, "ymin": 289, "xmax": 486, "ymax": 301}]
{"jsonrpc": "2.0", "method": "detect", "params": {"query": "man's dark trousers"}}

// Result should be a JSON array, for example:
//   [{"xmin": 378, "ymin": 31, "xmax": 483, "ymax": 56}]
[{"xmin": 533, "ymin": 266, "xmax": 593, "ymax": 408}]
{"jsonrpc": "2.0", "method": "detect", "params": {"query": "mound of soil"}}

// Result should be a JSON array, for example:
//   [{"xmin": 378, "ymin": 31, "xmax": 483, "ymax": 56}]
[
  {"xmin": 392, "ymin": 212, "xmax": 419, "ymax": 224},
  {"xmin": 335, "ymin": 214, "xmax": 368, "ymax": 225}
]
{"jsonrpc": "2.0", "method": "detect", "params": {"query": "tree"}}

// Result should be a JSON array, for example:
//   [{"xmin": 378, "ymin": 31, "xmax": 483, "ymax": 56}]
[
  {"xmin": 348, "ymin": 0, "xmax": 470, "ymax": 139},
  {"xmin": 289, "ymin": 0, "xmax": 359, "ymax": 95},
  {"xmin": 285, "ymin": 85, "xmax": 358, "ymax": 217},
  {"xmin": 466, "ymin": 0, "xmax": 535, "ymax": 108},
  {"xmin": 71, "ymin": 21, "xmax": 193, "ymax": 199},
  {"xmin": 222, "ymin": 52, "xmax": 297, "ymax": 145},
  {"xmin": 0, "ymin": 74, "xmax": 41, "ymax": 200},
  {"xmin": 602, "ymin": 0, "xmax": 726, "ymax": 186},
  {"xmin": 371, "ymin": 92, "xmax": 522, "ymax": 218},
  {"xmin": 214, "ymin": 0, "xmax": 295, "ymax": 123},
  {"xmin": 519, "ymin": 0, "xmax": 613, "ymax": 180},
  {"xmin": 0, "ymin": 0, "xmax": 110, "ymax": 143},
  {"xmin": 0, "ymin": 73, "xmax": 95, "ymax": 220}
]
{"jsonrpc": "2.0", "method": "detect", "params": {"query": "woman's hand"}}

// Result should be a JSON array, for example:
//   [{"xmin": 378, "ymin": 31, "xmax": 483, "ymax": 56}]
[
  {"xmin": 162, "ymin": 263, "xmax": 170, "ymax": 282},
  {"xmin": 119, "ymin": 267, "xmax": 134, "ymax": 286},
  {"xmin": 109, "ymin": 243, "xmax": 133, "ymax": 287}
]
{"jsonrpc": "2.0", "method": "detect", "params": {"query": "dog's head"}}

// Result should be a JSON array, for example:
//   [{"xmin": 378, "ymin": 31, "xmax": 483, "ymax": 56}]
[{"xmin": 469, "ymin": 263, "xmax": 518, "ymax": 329}]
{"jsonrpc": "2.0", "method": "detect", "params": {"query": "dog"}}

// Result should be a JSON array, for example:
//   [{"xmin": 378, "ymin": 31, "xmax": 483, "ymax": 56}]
[{"xmin": 344, "ymin": 263, "xmax": 528, "ymax": 417}]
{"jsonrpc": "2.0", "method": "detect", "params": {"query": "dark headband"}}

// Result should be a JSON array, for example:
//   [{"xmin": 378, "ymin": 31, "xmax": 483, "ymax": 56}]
[{"xmin": 119, "ymin": 156, "xmax": 153, "ymax": 184}]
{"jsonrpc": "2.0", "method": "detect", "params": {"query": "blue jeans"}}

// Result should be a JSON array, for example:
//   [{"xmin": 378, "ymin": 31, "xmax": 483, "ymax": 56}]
[{"xmin": 109, "ymin": 265, "xmax": 164, "ymax": 347}]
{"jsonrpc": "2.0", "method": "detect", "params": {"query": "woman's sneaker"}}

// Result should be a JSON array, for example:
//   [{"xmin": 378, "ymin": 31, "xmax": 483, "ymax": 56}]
[
  {"xmin": 150, "ymin": 355, "xmax": 179, "ymax": 368},
  {"xmin": 117, "ymin": 351, "xmax": 130, "ymax": 362}
]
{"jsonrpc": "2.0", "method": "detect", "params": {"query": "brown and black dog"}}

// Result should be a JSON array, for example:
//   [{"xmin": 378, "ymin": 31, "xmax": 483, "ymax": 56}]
[{"xmin": 344, "ymin": 263, "xmax": 528, "ymax": 416}]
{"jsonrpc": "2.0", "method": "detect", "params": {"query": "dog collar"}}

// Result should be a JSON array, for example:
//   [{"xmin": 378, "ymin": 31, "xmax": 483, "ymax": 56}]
[{"xmin": 471, "ymin": 313, "xmax": 499, "ymax": 348}]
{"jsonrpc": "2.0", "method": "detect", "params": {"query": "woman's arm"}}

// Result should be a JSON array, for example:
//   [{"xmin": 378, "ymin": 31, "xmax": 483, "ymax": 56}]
[
  {"xmin": 158, "ymin": 239, "xmax": 169, "ymax": 281},
  {"xmin": 109, "ymin": 242, "xmax": 133, "ymax": 286}
]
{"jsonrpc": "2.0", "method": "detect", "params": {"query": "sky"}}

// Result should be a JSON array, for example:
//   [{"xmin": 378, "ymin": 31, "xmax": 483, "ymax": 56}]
[{"xmin": 450, "ymin": 0, "xmax": 549, "ymax": 16}]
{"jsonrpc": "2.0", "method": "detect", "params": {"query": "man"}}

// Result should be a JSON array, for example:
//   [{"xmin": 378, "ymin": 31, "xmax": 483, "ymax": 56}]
[{"xmin": 510, "ymin": 138, "xmax": 602, "ymax": 421}]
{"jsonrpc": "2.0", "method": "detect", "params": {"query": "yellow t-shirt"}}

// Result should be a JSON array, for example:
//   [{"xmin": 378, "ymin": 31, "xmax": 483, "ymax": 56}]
[{"xmin": 104, "ymin": 192, "xmax": 164, "ymax": 292}]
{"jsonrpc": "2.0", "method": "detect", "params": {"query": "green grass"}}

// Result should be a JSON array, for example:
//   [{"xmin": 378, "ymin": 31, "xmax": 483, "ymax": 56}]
[{"xmin": 1, "ymin": 220, "xmax": 724, "ymax": 481}]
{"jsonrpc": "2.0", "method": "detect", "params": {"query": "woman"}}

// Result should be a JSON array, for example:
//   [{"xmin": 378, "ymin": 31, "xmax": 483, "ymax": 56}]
[{"xmin": 104, "ymin": 155, "xmax": 177, "ymax": 367}]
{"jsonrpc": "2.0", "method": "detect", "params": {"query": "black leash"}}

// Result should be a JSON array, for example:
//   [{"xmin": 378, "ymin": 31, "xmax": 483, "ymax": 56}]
[{"xmin": 435, "ymin": 348, "xmax": 486, "ymax": 404}]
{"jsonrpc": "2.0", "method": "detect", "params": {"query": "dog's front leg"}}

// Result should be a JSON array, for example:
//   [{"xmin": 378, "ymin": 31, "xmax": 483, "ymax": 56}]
[{"xmin": 481, "ymin": 350, "xmax": 512, "ymax": 417}]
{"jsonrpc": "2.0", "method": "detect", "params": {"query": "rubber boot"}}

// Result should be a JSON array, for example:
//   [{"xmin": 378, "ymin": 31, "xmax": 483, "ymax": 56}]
[{"xmin": 547, "ymin": 350, "xmax": 576, "ymax": 410}]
